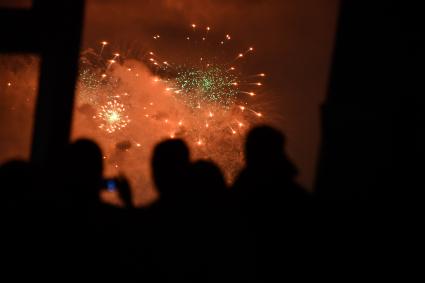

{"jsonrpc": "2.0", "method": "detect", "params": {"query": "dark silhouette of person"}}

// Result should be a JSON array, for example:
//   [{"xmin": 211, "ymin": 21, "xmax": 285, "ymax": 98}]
[
  {"xmin": 231, "ymin": 126, "xmax": 310, "ymax": 282},
  {"xmin": 0, "ymin": 160, "xmax": 33, "ymax": 208},
  {"xmin": 64, "ymin": 139, "xmax": 104, "ymax": 209},
  {"xmin": 111, "ymin": 174, "xmax": 139, "ymax": 283},
  {"xmin": 188, "ymin": 160, "xmax": 227, "ymax": 211},
  {"xmin": 188, "ymin": 160, "xmax": 236, "ymax": 282},
  {"xmin": 151, "ymin": 139, "xmax": 191, "ymax": 203},
  {"xmin": 145, "ymin": 139, "xmax": 200, "ymax": 282},
  {"xmin": 233, "ymin": 125, "xmax": 308, "ymax": 208},
  {"xmin": 1, "ymin": 160, "xmax": 37, "ymax": 280},
  {"xmin": 59, "ymin": 139, "xmax": 122, "ymax": 281}
]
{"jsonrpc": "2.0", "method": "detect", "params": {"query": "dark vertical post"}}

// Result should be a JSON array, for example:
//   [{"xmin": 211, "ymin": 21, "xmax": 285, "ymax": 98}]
[
  {"xmin": 315, "ymin": 0, "xmax": 398, "ymax": 199},
  {"xmin": 30, "ymin": 0, "xmax": 85, "ymax": 166},
  {"xmin": 315, "ymin": 0, "xmax": 424, "ymax": 199}
]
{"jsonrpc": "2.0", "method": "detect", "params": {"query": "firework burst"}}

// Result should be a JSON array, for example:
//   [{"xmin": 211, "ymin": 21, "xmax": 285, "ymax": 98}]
[
  {"xmin": 171, "ymin": 65, "xmax": 238, "ymax": 109},
  {"xmin": 145, "ymin": 24, "xmax": 266, "ymax": 139},
  {"xmin": 72, "ymin": 23, "xmax": 268, "ymax": 205},
  {"xmin": 95, "ymin": 100, "xmax": 130, "ymax": 133}
]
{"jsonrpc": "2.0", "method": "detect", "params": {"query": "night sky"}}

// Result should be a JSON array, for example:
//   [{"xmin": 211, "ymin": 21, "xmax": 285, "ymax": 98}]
[
  {"xmin": 83, "ymin": 0, "xmax": 339, "ymax": 189},
  {"xmin": 0, "ymin": 0, "xmax": 339, "ymax": 190}
]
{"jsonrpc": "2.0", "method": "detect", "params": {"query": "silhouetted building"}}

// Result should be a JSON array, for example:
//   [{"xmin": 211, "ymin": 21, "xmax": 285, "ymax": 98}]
[{"xmin": 316, "ymin": 0, "xmax": 424, "ymax": 199}]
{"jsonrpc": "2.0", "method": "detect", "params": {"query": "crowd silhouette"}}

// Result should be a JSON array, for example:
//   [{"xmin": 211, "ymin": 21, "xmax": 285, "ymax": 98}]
[
  {"xmin": 2, "ymin": 0, "xmax": 423, "ymax": 281},
  {"xmin": 1, "ymin": 125, "xmax": 312, "ymax": 282}
]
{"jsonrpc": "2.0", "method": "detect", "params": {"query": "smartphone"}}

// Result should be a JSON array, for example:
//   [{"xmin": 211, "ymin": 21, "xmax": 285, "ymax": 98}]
[{"xmin": 105, "ymin": 179, "xmax": 117, "ymax": 192}]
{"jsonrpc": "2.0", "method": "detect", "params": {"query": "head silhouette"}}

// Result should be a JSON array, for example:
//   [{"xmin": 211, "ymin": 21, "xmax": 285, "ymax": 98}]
[
  {"xmin": 234, "ymin": 125, "xmax": 305, "ymax": 206},
  {"xmin": 245, "ymin": 126, "xmax": 285, "ymax": 165},
  {"xmin": 0, "ymin": 160, "xmax": 32, "ymax": 206},
  {"xmin": 66, "ymin": 139, "xmax": 103, "ymax": 205},
  {"xmin": 152, "ymin": 139, "xmax": 190, "ymax": 198},
  {"xmin": 244, "ymin": 125, "xmax": 298, "ymax": 180},
  {"xmin": 190, "ymin": 160, "xmax": 226, "ymax": 200}
]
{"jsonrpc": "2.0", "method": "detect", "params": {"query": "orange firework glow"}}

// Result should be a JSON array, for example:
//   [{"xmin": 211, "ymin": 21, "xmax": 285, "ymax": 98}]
[{"xmin": 71, "ymin": 24, "xmax": 268, "ymax": 204}]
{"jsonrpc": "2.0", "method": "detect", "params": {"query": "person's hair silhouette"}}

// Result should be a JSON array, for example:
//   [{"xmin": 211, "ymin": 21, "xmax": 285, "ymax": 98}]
[
  {"xmin": 152, "ymin": 139, "xmax": 190, "ymax": 200},
  {"xmin": 65, "ymin": 139, "xmax": 104, "ymax": 207},
  {"xmin": 189, "ymin": 160, "xmax": 227, "ymax": 208},
  {"xmin": 233, "ymin": 125, "xmax": 307, "ymax": 207},
  {"xmin": 245, "ymin": 125, "xmax": 297, "ymax": 177}
]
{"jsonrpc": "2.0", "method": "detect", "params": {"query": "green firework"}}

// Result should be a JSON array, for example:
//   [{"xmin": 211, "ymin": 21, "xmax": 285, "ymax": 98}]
[{"xmin": 173, "ymin": 65, "xmax": 238, "ymax": 109}]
